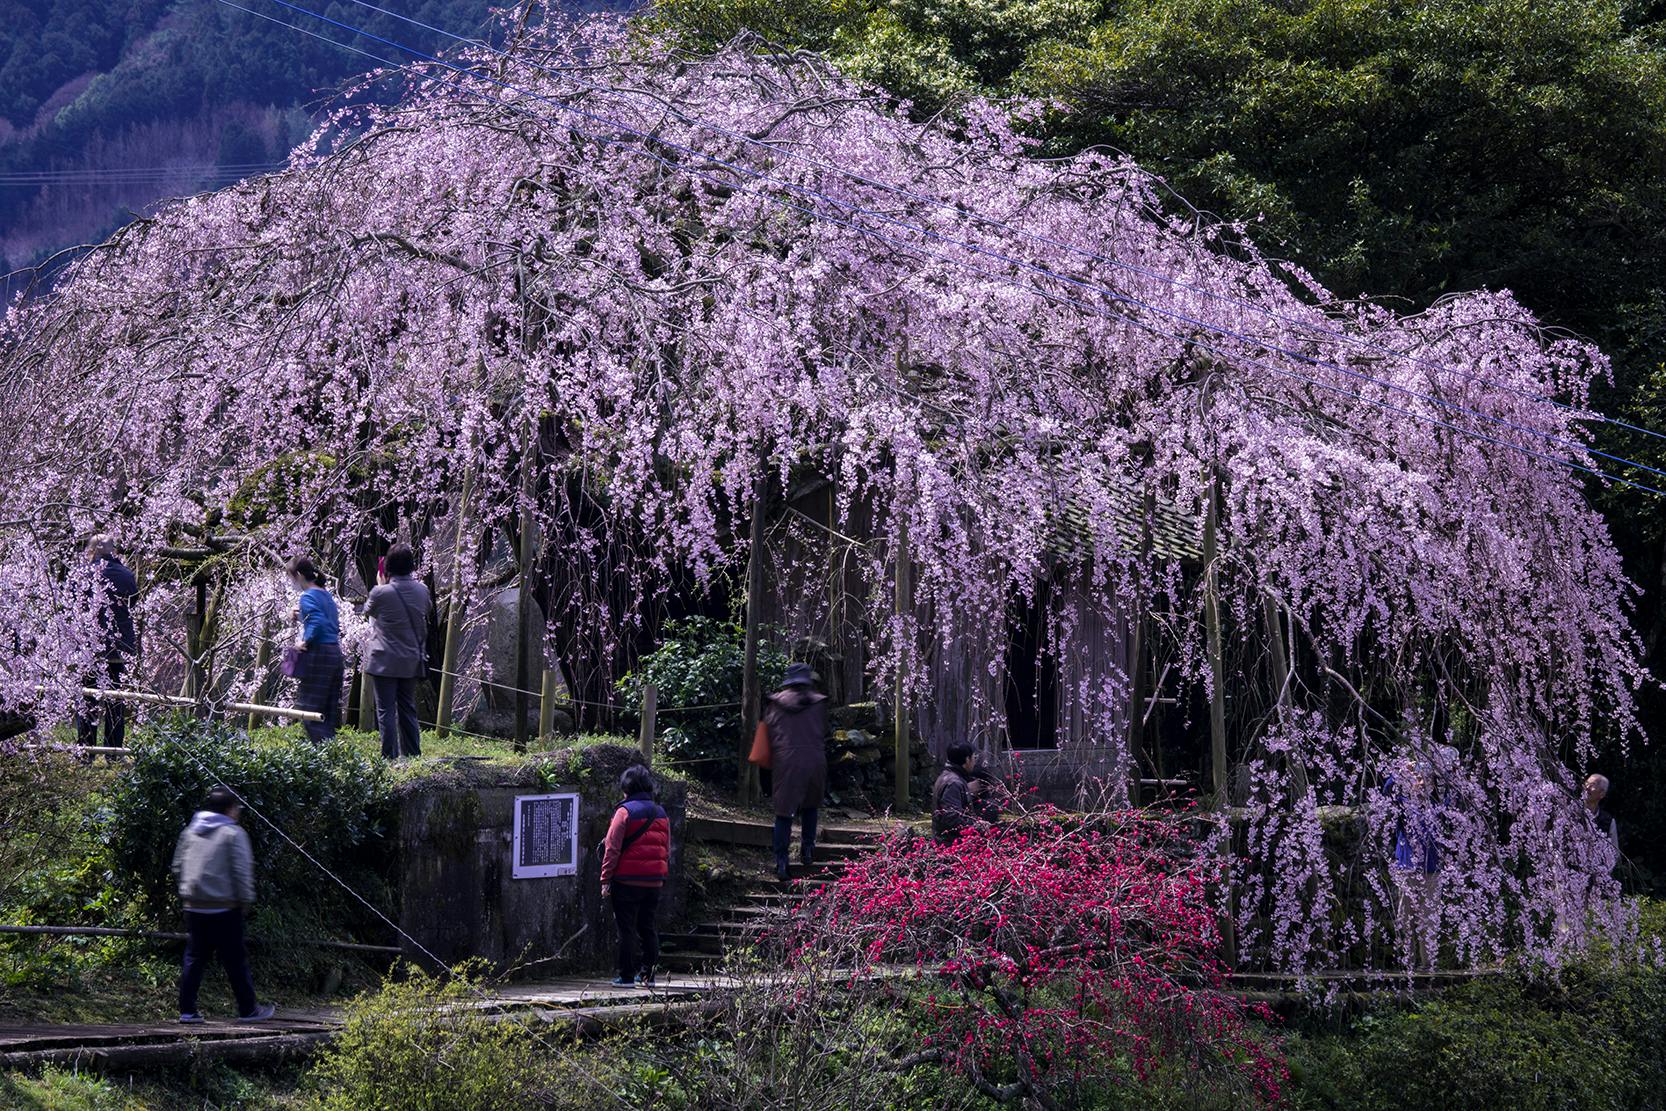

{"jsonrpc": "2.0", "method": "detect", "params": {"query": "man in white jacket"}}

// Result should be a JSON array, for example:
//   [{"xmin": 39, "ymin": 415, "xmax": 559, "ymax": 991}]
[{"xmin": 170, "ymin": 786, "xmax": 275, "ymax": 1024}]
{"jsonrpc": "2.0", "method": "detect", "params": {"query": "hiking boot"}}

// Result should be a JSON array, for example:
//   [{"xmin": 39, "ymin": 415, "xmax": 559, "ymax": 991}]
[{"xmin": 236, "ymin": 1003, "xmax": 276, "ymax": 1023}]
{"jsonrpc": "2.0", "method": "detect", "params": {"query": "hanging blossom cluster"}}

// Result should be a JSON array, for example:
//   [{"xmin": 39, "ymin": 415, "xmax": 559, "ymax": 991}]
[{"xmin": 0, "ymin": 11, "xmax": 1649, "ymax": 969}]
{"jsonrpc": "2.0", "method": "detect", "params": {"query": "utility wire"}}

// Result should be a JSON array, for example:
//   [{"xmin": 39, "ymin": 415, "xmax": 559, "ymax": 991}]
[
  {"xmin": 215, "ymin": 0, "xmax": 1666, "ymax": 497},
  {"xmin": 148, "ymin": 728, "xmax": 637, "ymax": 1106}
]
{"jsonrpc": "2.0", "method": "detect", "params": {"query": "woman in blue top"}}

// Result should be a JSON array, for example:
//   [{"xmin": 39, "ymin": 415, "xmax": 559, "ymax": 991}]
[{"xmin": 286, "ymin": 557, "xmax": 343, "ymax": 743}]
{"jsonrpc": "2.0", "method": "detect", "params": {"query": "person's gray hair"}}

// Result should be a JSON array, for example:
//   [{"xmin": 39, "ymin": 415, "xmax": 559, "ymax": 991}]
[
  {"xmin": 1586, "ymin": 773, "xmax": 1610, "ymax": 794},
  {"xmin": 85, "ymin": 533, "xmax": 117, "ymax": 559}
]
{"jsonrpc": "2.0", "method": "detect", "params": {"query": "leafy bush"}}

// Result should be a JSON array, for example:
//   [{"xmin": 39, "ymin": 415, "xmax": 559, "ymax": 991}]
[
  {"xmin": 307, "ymin": 965, "xmax": 629, "ymax": 1111},
  {"xmin": 616, "ymin": 617, "xmax": 787, "ymax": 775},
  {"xmin": 105, "ymin": 718, "xmax": 395, "ymax": 973},
  {"xmin": 1285, "ymin": 965, "xmax": 1666, "ymax": 1111}
]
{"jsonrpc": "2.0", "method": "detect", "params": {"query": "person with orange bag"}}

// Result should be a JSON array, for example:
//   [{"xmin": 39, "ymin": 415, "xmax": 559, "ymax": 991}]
[{"xmin": 761, "ymin": 663, "xmax": 828, "ymax": 881}]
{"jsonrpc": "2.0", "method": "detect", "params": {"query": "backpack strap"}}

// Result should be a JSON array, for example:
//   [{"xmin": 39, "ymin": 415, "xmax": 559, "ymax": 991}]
[{"xmin": 616, "ymin": 802, "xmax": 656, "ymax": 853}]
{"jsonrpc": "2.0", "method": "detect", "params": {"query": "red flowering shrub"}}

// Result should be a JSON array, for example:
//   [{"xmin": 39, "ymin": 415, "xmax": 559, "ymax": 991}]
[{"xmin": 786, "ymin": 807, "xmax": 1285, "ymax": 1107}]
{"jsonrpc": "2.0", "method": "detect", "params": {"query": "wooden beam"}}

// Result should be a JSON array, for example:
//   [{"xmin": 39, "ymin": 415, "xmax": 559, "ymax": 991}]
[
  {"xmin": 0, "ymin": 923, "xmax": 397, "ymax": 954},
  {"xmin": 1126, "ymin": 490, "xmax": 1155, "ymax": 801},
  {"xmin": 738, "ymin": 479, "xmax": 768, "ymax": 803},
  {"xmin": 893, "ymin": 517, "xmax": 912, "ymax": 811},
  {"xmin": 77, "ymin": 687, "xmax": 321, "ymax": 723},
  {"xmin": 514, "ymin": 448, "xmax": 537, "ymax": 754},
  {"xmin": 435, "ymin": 463, "xmax": 477, "ymax": 739},
  {"xmin": 1203, "ymin": 477, "xmax": 1227, "ymax": 803}
]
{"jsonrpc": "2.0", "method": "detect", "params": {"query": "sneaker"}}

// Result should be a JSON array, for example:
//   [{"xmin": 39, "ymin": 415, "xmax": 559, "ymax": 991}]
[
  {"xmin": 610, "ymin": 976, "xmax": 635, "ymax": 987},
  {"xmin": 636, "ymin": 968, "xmax": 657, "ymax": 987},
  {"xmin": 775, "ymin": 860, "xmax": 791, "ymax": 882},
  {"xmin": 178, "ymin": 1013, "xmax": 205, "ymax": 1025},
  {"xmin": 236, "ymin": 1003, "xmax": 276, "ymax": 1023}
]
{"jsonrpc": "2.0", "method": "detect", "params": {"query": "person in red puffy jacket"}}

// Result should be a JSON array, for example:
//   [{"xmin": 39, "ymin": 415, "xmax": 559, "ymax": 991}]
[{"xmin": 599, "ymin": 764, "xmax": 671, "ymax": 986}]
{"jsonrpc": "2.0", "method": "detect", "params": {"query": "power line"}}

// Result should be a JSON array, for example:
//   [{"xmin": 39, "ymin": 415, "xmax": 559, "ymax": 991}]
[
  {"xmin": 146, "ymin": 728, "xmax": 636, "ymax": 1106},
  {"xmin": 330, "ymin": 0, "xmax": 1666, "ymax": 450},
  {"xmin": 212, "ymin": 0, "xmax": 1666, "ymax": 497}
]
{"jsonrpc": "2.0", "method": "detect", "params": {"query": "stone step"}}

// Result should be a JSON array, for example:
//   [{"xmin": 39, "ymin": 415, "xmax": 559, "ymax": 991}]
[
  {"xmin": 660, "ymin": 931, "xmax": 726, "ymax": 955},
  {"xmin": 688, "ymin": 816, "xmax": 887, "ymax": 849},
  {"xmin": 658, "ymin": 948, "xmax": 726, "ymax": 972}
]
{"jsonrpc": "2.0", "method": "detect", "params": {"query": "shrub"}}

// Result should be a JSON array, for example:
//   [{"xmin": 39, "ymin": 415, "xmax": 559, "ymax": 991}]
[
  {"xmin": 1284, "ymin": 965, "xmax": 1666, "ymax": 1111},
  {"xmin": 616, "ymin": 617, "xmax": 787, "ymax": 775},
  {"xmin": 307, "ymin": 965, "xmax": 635, "ymax": 1111},
  {"xmin": 778, "ymin": 807, "xmax": 1285, "ymax": 1106},
  {"xmin": 104, "ymin": 718, "xmax": 395, "ymax": 973}
]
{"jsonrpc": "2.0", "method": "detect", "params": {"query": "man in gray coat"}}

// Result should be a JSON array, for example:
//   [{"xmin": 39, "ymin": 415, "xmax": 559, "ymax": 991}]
[
  {"xmin": 363, "ymin": 543, "xmax": 431, "ymax": 759},
  {"xmin": 764, "ymin": 663, "xmax": 829, "ymax": 881},
  {"xmin": 171, "ymin": 786, "xmax": 274, "ymax": 1023}
]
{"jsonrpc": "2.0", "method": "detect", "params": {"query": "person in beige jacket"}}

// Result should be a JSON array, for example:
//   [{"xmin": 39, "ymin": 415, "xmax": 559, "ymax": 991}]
[{"xmin": 170, "ymin": 786, "xmax": 274, "ymax": 1024}]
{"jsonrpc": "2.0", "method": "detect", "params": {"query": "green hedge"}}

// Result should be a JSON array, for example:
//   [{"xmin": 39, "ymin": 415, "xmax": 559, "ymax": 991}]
[
  {"xmin": 1286, "ymin": 965, "xmax": 1666, "ymax": 1111},
  {"xmin": 105, "ymin": 719, "xmax": 396, "ymax": 975}
]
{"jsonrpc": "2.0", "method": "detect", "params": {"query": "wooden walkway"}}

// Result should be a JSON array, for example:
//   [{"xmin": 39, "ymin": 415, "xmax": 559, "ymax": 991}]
[{"xmin": 0, "ymin": 976, "xmax": 731, "ymax": 1071}]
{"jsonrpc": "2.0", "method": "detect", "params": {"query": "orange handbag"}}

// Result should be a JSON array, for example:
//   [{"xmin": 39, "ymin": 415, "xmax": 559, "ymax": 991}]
[{"xmin": 748, "ymin": 721, "xmax": 772, "ymax": 768}]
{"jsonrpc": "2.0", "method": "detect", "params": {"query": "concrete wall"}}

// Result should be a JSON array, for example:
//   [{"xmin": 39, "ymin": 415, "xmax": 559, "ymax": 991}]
[{"xmin": 393, "ymin": 748, "xmax": 686, "ymax": 975}]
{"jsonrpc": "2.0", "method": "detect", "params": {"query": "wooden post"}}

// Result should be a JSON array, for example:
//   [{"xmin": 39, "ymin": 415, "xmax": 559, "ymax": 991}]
[
  {"xmin": 738, "ymin": 479, "xmax": 769, "ymax": 803},
  {"xmin": 435, "ymin": 600, "xmax": 465, "ymax": 739},
  {"xmin": 184, "ymin": 578, "xmax": 208, "ymax": 711},
  {"xmin": 893, "ymin": 517, "xmax": 912, "ymax": 811},
  {"xmin": 246, "ymin": 628, "xmax": 274, "ymax": 733},
  {"xmin": 1203, "ymin": 476, "xmax": 1227, "ymax": 803},
  {"xmin": 537, "ymin": 667, "xmax": 560, "ymax": 747},
  {"xmin": 357, "ymin": 670, "xmax": 376, "ymax": 732},
  {"xmin": 1127, "ymin": 491, "xmax": 1154, "ymax": 803},
  {"xmin": 514, "ymin": 446, "xmax": 536, "ymax": 754},
  {"xmin": 637, "ymin": 682, "xmax": 657, "ymax": 766},
  {"xmin": 435, "ymin": 463, "xmax": 476, "ymax": 739}
]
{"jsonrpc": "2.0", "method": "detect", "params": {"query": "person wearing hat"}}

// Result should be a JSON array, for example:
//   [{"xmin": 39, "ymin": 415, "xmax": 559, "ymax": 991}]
[{"xmin": 763, "ymin": 662, "xmax": 829, "ymax": 881}]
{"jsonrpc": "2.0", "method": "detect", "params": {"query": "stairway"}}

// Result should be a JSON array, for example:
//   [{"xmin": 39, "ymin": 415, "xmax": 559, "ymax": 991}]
[{"xmin": 659, "ymin": 817, "xmax": 887, "ymax": 974}]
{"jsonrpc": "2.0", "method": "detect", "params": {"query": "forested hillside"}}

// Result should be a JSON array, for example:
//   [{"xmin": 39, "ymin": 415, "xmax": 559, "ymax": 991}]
[{"xmin": 0, "ymin": 0, "xmax": 627, "ymax": 277}]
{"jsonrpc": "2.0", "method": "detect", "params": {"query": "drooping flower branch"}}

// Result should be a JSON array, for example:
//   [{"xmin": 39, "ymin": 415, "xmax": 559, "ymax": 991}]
[{"xmin": 0, "ymin": 11, "xmax": 1647, "ymax": 968}]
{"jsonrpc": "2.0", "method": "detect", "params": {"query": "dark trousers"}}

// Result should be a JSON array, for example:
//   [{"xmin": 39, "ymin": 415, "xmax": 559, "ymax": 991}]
[
  {"xmin": 773, "ymin": 809, "xmax": 818, "ymax": 873},
  {"xmin": 179, "ymin": 910, "xmax": 258, "ymax": 1017},
  {"xmin": 77, "ymin": 657, "xmax": 127, "ymax": 748},
  {"xmin": 296, "ymin": 642, "xmax": 344, "ymax": 744},
  {"xmin": 610, "ymin": 883, "xmax": 661, "ymax": 981},
  {"xmin": 371, "ymin": 674, "xmax": 421, "ymax": 758}
]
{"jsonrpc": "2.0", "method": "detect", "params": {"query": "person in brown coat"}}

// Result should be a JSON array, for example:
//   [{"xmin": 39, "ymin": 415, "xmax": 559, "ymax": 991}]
[{"xmin": 765, "ymin": 663, "xmax": 829, "ymax": 881}]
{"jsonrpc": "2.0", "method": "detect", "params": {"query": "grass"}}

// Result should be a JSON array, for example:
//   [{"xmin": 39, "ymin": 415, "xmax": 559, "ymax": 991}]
[{"xmin": 0, "ymin": 1063, "xmax": 308, "ymax": 1110}]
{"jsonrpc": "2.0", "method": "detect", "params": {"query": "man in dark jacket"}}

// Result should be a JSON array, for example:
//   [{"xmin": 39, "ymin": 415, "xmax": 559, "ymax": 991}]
[
  {"xmin": 78, "ymin": 535, "xmax": 139, "ymax": 748},
  {"xmin": 764, "ymin": 663, "xmax": 829, "ymax": 881},
  {"xmin": 362, "ymin": 543, "xmax": 431, "ymax": 759},
  {"xmin": 933, "ymin": 741, "xmax": 998, "ymax": 842},
  {"xmin": 171, "ymin": 786, "xmax": 275, "ymax": 1024}
]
